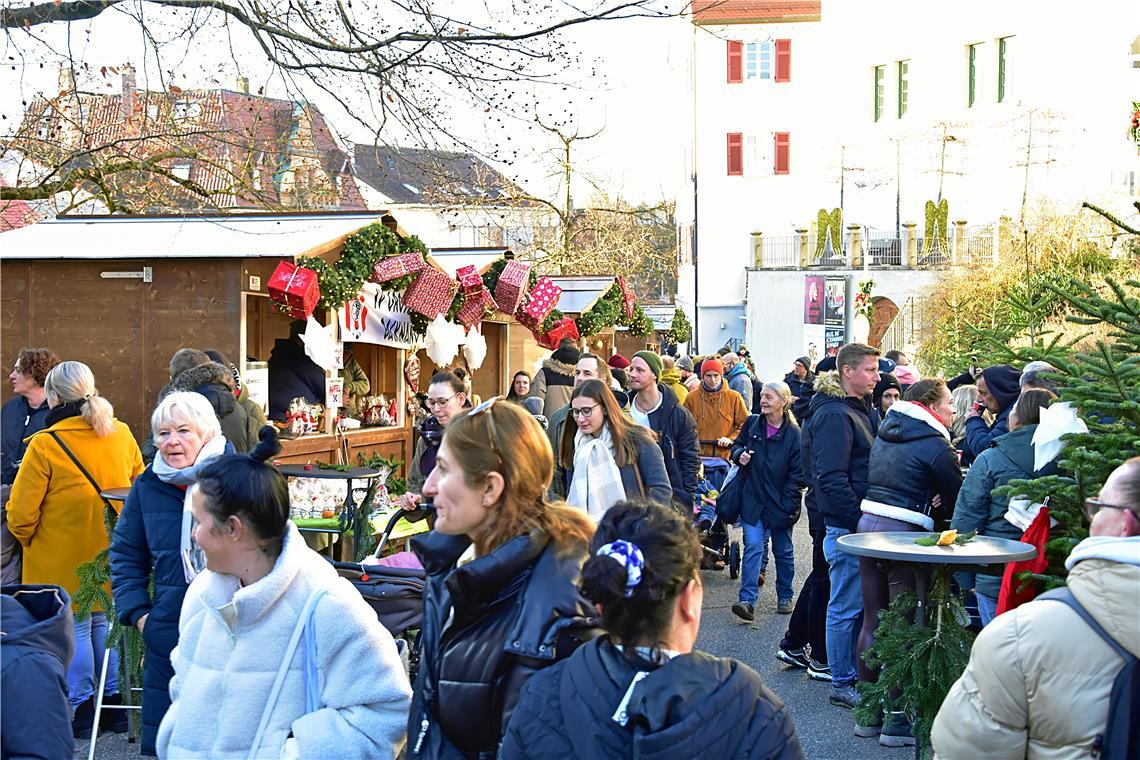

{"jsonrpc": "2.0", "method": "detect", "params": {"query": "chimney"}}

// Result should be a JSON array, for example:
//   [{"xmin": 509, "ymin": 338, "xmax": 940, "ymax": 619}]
[
  {"xmin": 121, "ymin": 64, "xmax": 136, "ymax": 118},
  {"xmin": 237, "ymin": 76, "xmax": 249, "ymax": 94},
  {"xmin": 58, "ymin": 65, "xmax": 75, "ymax": 94}
]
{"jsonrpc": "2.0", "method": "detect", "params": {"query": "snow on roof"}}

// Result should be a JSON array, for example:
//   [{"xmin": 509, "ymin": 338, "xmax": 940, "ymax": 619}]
[
  {"xmin": 428, "ymin": 246, "xmax": 510, "ymax": 277},
  {"xmin": 0, "ymin": 212, "xmax": 392, "ymax": 260},
  {"xmin": 548, "ymin": 276, "xmax": 617, "ymax": 315}
]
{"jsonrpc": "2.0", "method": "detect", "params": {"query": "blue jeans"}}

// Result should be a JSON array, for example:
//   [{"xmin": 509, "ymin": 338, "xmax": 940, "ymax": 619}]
[
  {"xmin": 69, "ymin": 612, "xmax": 119, "ymax": 708},
  {"xmin": 823, "ymin": 526, "xmax": 863, "ymax": 688},
  {"xmin": 976, "ymin": 593, "xmax": 999, "ymax": 627},
  {"xmin": 739, "ymin": 521, "xmax": 794, "ymax": 605}
]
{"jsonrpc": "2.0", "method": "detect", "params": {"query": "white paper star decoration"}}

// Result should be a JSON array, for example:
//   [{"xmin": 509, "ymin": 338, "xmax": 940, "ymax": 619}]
[
  {"xmin": 464, "ymin": 327, "xmax": 488, "ymax": 370},
  {"xmin": 425, "ymin": 315, "xmax": 464, "ymax": 367},
  {"xmin": 301, "ymin": 317, "xmax": 339, "ymax": 372}
]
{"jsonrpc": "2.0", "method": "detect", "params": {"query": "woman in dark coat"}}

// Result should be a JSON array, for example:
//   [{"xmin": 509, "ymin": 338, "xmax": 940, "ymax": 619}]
[
  {"xmin": 853, "ymin": 378, "xmax": 963, "ymax": 745},
  {"xmin": 109, "ymin": 392, "xmax": 234, "ymax": 755},
  {"xmin": 501, "ymin": 501, "xmax": 804, "ymax": 760},
  {"xmin": 783, "ymin": 356, "xmax": 815, "ymax": 423},
  {"xmin": 729, "ymin": 381, "xmax": 804, "ymax": 621},
  {"xmin": 408, "ymin": 399, "xmax": 599, "ymax": 759},
  {"xmin": 557, "ymin": 380, "xmax": 673, "ymax": 517}
]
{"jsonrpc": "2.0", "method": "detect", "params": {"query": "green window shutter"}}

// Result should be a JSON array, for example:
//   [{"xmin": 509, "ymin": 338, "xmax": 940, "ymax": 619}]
[
  {"xmin": 998, "ymin": 37, "xmax": 1007, "ymax": 103},
  {"xmin": 897, "ymin": 60, "xmax": 909, "ymax": 118},
  {"xmin": 873, "ymin": 66, "xmax": 884, "ymax": 122},
  {"xmin": 968, "ymin": 45, "xmax": 976, "ymax": 107}
]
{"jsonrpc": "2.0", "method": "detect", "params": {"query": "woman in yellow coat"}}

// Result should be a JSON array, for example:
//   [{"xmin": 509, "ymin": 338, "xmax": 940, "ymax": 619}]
[{"xmin": 7, "ymin": 361, "xmax": 143, "ymax": 735}]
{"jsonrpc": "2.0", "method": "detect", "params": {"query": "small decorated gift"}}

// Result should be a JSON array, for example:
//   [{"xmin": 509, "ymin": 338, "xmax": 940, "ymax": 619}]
[
  {"xmin": 618, "ymin": 276, "xmax": 636, "ymax": 320},
  {"xmin": 370, "ymin": 252, "xmax": 426, "ymax": 283},
  {"xmin": 268, "ymin": 260, "xmax": 321, "ymax": 319},
  {"xmin": 457, "ymin": 290, "xmax": 496, "ymax": 329},
  {"xmin": 520, "ymin": 276, "xmax": 562, "ymax": 324},
  {"xmin": 536, "ymin": 315, "xmax": 579, "ymax": 349},
  {"xmin": 455, "ymin": 264, "xmax": 484, "ymax": 297},
  {"xmin": 493, "ymin": 260, "xmax": 532, "ymax": 315},
  {"xmin": 402, "ymin": 268, "xmax": 458, "ymax": 318}
]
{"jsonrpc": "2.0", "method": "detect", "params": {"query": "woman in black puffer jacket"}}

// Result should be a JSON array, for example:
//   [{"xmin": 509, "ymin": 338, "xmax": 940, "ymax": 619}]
[
  {"xmin": 853, "ymin": 379, "xmax": 963, "ymax": 744},
  {"xmin": 501, "ymin": 501, "xmax": 804, "ymax": 760},
  {"xmin": 408, "ymin": 399, "xmax": 599, "ymax": 759}
]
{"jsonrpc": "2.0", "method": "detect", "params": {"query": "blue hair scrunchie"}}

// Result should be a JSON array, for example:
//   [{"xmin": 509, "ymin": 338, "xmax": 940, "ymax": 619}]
[{"xmin": 596, "ymin": 540, "xmax": 645, "ymax": 597}]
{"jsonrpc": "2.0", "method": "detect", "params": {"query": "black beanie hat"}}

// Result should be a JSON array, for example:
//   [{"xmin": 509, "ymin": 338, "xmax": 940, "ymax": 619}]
[
  {"xmin": 872, "ymin": 372, "xmax": 901, "ymax": 408},
  {"xmin": 981, "ymin": 364, "xmax": 1022, "ymax": 409}
]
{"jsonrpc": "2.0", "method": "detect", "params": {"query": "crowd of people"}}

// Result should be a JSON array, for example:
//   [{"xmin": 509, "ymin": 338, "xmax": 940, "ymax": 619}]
[{"xmin": 1, "ymin": 335, "xmax": 1135, "ymax": 760}]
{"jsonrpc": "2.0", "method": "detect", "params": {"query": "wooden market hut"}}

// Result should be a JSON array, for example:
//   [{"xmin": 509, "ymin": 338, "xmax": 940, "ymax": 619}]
[{"xmin": 0, "ymin": 211, "xmax": 417, "ymax": 469}]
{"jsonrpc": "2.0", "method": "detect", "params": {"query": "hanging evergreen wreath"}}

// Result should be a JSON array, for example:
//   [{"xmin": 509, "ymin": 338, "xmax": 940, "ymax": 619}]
[{"xmin": 661, "ymin": 308, "xmax": 692, "ymax": 344}]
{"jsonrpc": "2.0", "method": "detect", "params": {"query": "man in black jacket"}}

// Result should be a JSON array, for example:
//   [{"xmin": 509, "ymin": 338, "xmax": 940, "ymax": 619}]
[
  {"xmin": 267, "ymin": 320, "xmax": 326, "ymax": 421},
  {"xmin": 627, "ymin": 352, "xmax": 700, "ymax": 510},
  {"xmin": 800, "ymin": 342, "xmax": 881, "ymax": 710}
]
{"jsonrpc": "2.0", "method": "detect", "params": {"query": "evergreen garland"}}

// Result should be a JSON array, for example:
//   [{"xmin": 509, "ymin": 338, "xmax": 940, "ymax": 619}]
[
  {"xmin": 853, "ymin": 571, "xmax": 976, "ymax": 758},
  {"xmin": 661, "ymin": 308, "xmax": 692, "ymax": 344},
  {"xmin": 575, "ymin": 284, "xmax": 623, "ymax": 337}
]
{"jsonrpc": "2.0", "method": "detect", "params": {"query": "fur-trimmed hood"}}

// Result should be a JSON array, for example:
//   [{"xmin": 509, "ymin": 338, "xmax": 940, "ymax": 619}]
[
  {"xmin": 541, "ymin": 357, "xmax": 576, "ymax": 379},
  {"xmin": 813, "ymin": 370, "xmax": 845, "ymax": 398},
  {"xmin": 168, "ymin": 362, "xmax": 235, "ymax": 394}
]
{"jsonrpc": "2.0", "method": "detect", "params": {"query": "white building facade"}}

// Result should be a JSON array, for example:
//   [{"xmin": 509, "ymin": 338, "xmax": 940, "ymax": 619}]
[{"xmin": 686, "ymin": 0, "xmax": 1139, "ymax": 376}]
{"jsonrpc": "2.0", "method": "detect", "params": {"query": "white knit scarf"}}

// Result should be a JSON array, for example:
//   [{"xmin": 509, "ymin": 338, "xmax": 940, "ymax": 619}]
[
  {"xmin": 152, "ymin": 434, "xmax": 230, "ymax": 584},
  {"xmin": 568, "ymin": 424, "xmax": 626, "ymax": 522}
]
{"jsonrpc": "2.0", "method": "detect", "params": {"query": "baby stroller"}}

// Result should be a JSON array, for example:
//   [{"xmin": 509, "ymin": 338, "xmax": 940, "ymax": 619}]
[
  {"xmin": 695, "ymin": 453, "xmax": 742, "ymax": 579},
  {"xmin": 328, "ymin": 509, "xmax": 426, "ymax": 679}
]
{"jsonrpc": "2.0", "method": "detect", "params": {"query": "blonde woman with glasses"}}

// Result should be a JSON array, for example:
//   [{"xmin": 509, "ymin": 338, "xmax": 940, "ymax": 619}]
[{"xmin": 407, "ymin": 398, "xmax": 599, "ymax": 758}]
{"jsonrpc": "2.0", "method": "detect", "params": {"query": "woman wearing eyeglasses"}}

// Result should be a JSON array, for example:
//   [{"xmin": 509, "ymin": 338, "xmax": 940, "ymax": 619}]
[
  {"xmin": 400, "ymin": 369, "xmax": 468, "ymax": 512},
  {"xmin": 407, "ymin": 399, "xmax": 600, "ymax": 759},
  {"xmin": 950, "ymin": 388, "xmax": 1059, "ymax": 625},
  {"xmin": 557, "ymin": 380, "xmax": 672, "ymax": 519}
]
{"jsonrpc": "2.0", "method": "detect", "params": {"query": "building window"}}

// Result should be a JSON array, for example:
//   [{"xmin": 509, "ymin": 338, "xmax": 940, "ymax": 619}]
[
  {"xmin": 967, "ymin": 44, "xmax": 978, "ymax": 107},
  {"xmin": 774, "ymin": 132, "xmax": 790, "ymax": 174},
  {"xmin": 727, "ymin": 132, "xmax": 743, "ymax": 176},
  {"xmin": 171, "ymin": 161, "xmax": 191, "ymax": 181},
  {"xmin": 897, "ymin": 60, "xmax": 909, "ymax": 118},
  {"xmin": 172, "ymin": 99, "xmax": 201, "ymax": 120},
  {"xmin": 727, "ymin": 40, "xmax": 743, "ymax": 84},
  {"xmin": 745, "ymin": 42, "xmax": 772, "ymax": 80},
  {"xmin": 998, "ymin": 36, "xmax": 1012, "ymax": 103},
  {"xmin": 774, "ymin": 39, "xmax": 791, "ymax": 82},
  {"xmin": 873, "ymin": 66, "xmax": 884, "ymax": 122}
]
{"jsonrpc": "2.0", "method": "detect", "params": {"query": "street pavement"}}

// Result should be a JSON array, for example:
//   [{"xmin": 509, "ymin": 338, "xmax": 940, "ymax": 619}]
[{"xmin": 78, "ymin": 516, "xmax": 909, "ymax": 760}]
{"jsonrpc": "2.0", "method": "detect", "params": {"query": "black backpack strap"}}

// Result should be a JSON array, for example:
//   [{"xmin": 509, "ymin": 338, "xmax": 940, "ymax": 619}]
[
  {"xmin": 48, "ymin": 432, "xmax": 114, "ymax": 511},
  {"xmin": 1037, "ymin": 587, "xmax": 1134, "ymax": 663}
]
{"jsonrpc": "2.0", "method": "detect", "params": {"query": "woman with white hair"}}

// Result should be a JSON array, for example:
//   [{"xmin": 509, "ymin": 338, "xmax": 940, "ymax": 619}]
[
  {"xmin": 6, "ymin": 361, "xmax": 144, "ymax": 737},
  {"xmin": 109, "ymin": 392, "xmax": 235, "ymax": 756}
]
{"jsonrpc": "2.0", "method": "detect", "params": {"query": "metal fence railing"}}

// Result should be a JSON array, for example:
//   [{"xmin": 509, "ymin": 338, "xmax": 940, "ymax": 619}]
[
  {"xmin": 960, "ymin": 226, "xmax": 993, "ymax": 267},
  {"xmin": 758, "ymin": 234, "xmax": 801, "ymax": 268},
  {"xmin": 865, "ymin": 228, "xmax": 902, "ymax": 266}
]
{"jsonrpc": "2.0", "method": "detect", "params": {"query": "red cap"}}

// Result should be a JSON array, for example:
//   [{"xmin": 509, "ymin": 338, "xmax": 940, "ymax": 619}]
[
  {"xmin": 701, "ymin": 358, "xmax": 725, "ymax": 376},
  {"xmin": 608, "ymin": 354, "xmax": 631, "ymax": 370}
]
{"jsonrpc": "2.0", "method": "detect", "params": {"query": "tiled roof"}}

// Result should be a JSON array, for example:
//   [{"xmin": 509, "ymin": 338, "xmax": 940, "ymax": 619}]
[
  {"xmin": 692, "ymin": 0, "xmax": 821, "ymax": 24},
  {"xmin": 0, "ymin": 198, "xmax": 40, "ymax": 232},
  {"xmin": 353, "ymin": 145, "xmax": 526, "ymax": 205},
  {"xmin": 9, "ymin": 87, "xmax": 364, "ymax": 212}
]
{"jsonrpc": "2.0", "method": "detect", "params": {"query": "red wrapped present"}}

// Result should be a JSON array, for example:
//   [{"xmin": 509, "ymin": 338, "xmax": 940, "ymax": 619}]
[
  {"xmin": 370, "ymin": 252, "xmax": 426, "ymax": 283},
  {"xmin": 268, "ymin": 260, "xmax": 321, "ymax": 319},
  {"xmin": 535, "ymin": 315, "xmax": 579, "ymax": 349},
  {"xmin": 456, "ymin": 264, "xmax": 484, "ymax": 297},
  {"xmin": 457, "ymin": 290, "xmax": 495, "ymax": 329},
  {"xmin": 494, "ymin": 261, "xmax": 531, "ymax": 314},
  {"xmin": 618, "ymin": 276, "xmax": 636, "ymax": 319},
  {"xmin": 402, "ymin": 268, "xmax": 458, "ymax": 318},
  {"xmin": 520, "ymin": 276, "xmax": 561, "ymax": 323}
]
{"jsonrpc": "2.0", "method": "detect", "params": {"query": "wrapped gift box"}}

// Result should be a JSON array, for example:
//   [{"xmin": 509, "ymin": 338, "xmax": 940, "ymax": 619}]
[
  {"xmin": 618, "ymin": 276, "xmax": 636, "ymax": 320},
  {"xmin": 402, "ymin": 268, "xmax": 458, "ymax": 318},
  {"xmin": 493, "ymin": 260, "xmax": 531, "ymax": 314},
  {"xmin": 457, "ymin": 290, "xmax": 496, "ymax": 329},
  {"xmin": 370, "ymin": 252, "xmax": 426, "ymax": 283},
  {"xmin": 456, "ymin": 264, "xmax": 484, "ymax": 297},
  {"xmin": 536, "ymin": 316, "xmax": 579, "ymax": 349},
  {"xmin": 520, "ymin": 276, "xmax": 562, "ymax": 323},
  {"xmin": 268, "ymin": 260, "xmax": 321, "ymax": 319}
]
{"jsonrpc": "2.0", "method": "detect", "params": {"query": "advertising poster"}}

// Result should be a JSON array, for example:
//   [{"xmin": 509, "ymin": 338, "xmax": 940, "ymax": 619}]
[
  {"xmin": 803, "ymin": 324, "xmax": 825, "ymax": 369},
  {"xmin": 824, "ymin": 325, "xmax": 845, "ymax": 357},
  {"xmin": 824, "ymin": 277, "xmax": 847, "ymax": 327},
  {"xmin": 804, "ymin": 276, "xmax": 824, "ymax": 325}
]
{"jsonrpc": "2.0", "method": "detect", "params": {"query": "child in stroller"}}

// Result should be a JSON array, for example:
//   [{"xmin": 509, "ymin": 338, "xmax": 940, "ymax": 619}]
[{"xmin": 694, "ymin": 457, "xmax": 741, "ymax": 578}]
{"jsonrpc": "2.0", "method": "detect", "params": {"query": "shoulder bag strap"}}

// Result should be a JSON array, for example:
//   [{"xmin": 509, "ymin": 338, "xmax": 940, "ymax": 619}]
[
  {"xmin": 1037, "ymin": 587, "xmax": 1133, "ymax": 663},
  {"xmin": 634, "ymin": 460, "xmax": 646, "ymax": 499},
  {"xmin": 49, "ymin": 432, "xmax": 114, "ymax": 511},
  {"xmin": 247, "ymin": 586, "xmax": 330, "ymax": 760}
]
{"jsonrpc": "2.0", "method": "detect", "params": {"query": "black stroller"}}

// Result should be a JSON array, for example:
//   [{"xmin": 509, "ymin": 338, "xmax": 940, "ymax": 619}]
[
  {"xmin": 695, "ymin": 451, "xmax": 742, "ymax": 579},
  {"xmin": 328, "ymin": 509, "xmax": 426, "ymax": 678}
]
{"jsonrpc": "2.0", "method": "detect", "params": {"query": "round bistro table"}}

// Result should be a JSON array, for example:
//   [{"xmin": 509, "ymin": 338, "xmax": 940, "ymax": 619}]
[
  {"xmin": 838, "ymin": 531, "xmax": 1037, "ymax": 758},
  {"xmin": 99, "ymin": 487, "xmax": 132, "ymax": 503},
  {"xmin": 274, "ymin": 465, "xmax": 382, "ymax": 560}
]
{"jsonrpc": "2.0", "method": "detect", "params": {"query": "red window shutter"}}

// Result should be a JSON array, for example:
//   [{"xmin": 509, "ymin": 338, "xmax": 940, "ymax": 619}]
[
  {"xmin": 727, "ymin": 40, "xmax": 743, "ymax": 84},
  {"xmin": 727, "ymin": 133, "xmax": 743, "ymax": 176},
  {"xmin": 774, "ymin": 39, "xmax": 791, "ymax": 82},
  {"xmin": 774, "ymin": 132, "xmax": 790, "ymax": 174}
]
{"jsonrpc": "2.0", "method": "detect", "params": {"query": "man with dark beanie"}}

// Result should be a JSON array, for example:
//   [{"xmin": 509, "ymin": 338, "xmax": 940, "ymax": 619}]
[
  {"xmin": 963, "ymin": 364, "xmax": 1022, "ymax": 460},
  {"xmin": 627, "ymin": 351, "xmax": 700, "ymax": 509},
  {"xmin": 530, "ymin": 338, "xmax": 580, "ymax": 418}
]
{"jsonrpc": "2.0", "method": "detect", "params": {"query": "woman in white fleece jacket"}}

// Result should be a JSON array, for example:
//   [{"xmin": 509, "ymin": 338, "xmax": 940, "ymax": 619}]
[{"xmin": 157, "ymin": 431, "xmax": 411, "ymax": 759}]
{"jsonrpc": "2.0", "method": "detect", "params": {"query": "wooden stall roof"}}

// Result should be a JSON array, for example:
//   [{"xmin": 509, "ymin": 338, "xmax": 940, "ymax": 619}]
[
  {"xmin": 549, "ymin": 275, "xmax": 617, "ymax": 315},
  {"xmin": 428, "ymin": 246, "xmax": 511, "ymax": 277},
  {"xmin": 633, "ymin": 303, "xmax": 677, "ymax": 331},
  {"xmin": 0, "ymin": 210, "xmax": 401, "ymax": 260}
]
